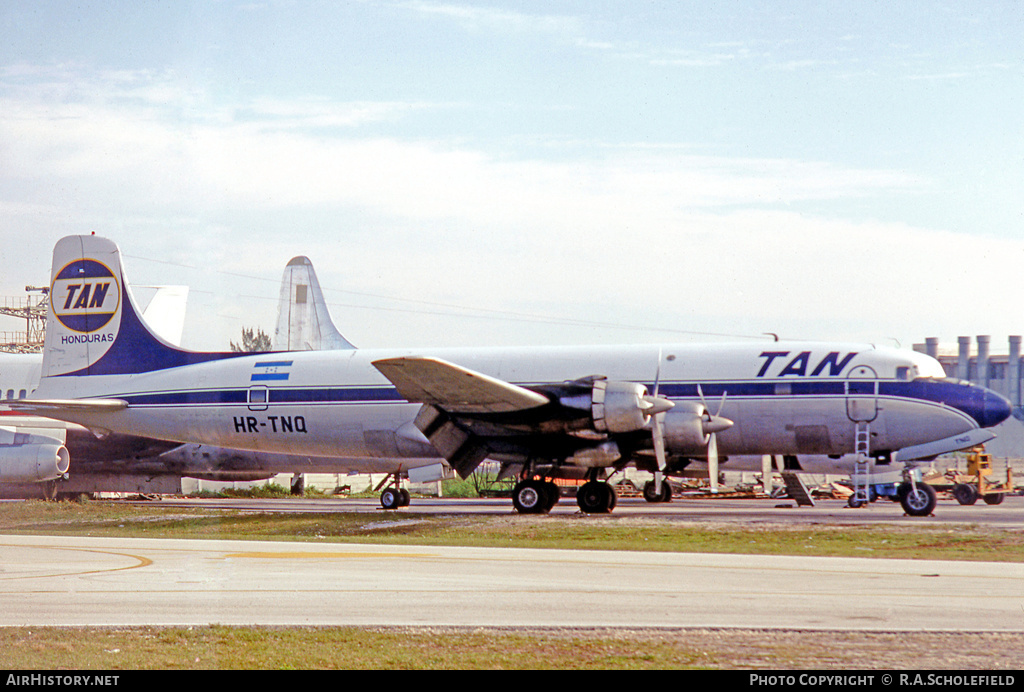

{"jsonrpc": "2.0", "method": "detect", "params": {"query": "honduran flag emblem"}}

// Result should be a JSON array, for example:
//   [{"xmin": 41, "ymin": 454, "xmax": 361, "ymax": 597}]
[{"xmin": 251, "ymin": 361, "xmax": 293, "ymax": 382}]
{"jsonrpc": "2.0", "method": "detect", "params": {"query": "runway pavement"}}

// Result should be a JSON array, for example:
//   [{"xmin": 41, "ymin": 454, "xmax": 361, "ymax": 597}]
[
  {"xmin": 127, "ymin": 494, "xmax": 1024, "ymax": 529},
  {"xmin": 1, "ymin": 533, "xmax": 1022, "ymax": 631}
]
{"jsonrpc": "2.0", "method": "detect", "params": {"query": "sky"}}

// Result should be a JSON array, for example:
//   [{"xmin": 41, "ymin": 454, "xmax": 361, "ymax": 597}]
[{"xmin": 1, "ymin": 0, "xmax": 1022, "ymax": 355}]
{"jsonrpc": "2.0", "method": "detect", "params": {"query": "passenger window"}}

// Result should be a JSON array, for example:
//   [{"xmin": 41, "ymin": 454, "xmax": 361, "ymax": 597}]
[{"xmin": 5, "ymin": 390, "xmax": 12, "ymax": 400}]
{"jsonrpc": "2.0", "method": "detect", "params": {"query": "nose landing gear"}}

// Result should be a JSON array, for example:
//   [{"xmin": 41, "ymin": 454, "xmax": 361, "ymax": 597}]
[{"xmin": 897, "ymin": 478, "xmax": 937, "ymax": 517}]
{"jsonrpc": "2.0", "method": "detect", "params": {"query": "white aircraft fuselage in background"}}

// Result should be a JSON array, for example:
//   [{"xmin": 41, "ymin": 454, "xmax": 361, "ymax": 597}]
[
  {"xmin": 15, "ymin": 235, "xmax": 1014, "ymax": 514},
  {"xmin": 0, "ymin": 288, "xmax": 193, "ymax": 488}
]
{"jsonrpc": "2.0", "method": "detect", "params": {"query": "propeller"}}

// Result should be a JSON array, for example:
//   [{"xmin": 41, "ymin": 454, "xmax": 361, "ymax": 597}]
[
  {"xmin": 697, "ymin": 384, "xmax": 733, "ymax": 493},
  {"xmin": 649, "ymin": 356, "xmax": 670, "ymax": 497}
]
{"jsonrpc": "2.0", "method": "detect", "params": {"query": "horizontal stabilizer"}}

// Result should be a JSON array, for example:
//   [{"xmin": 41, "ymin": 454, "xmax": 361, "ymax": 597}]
[{"xmin": 372, "ymin": 356, "xmax": 549, "ymax": 414}]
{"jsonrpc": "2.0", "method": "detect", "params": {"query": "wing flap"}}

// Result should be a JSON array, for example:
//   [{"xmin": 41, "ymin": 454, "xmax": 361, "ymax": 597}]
[
  {"xmin": 372, "ymin": 356, "xmax": 548, "ymax": 414},
  {"xmin": 413, "ymin": 404, "xmax": 490, "ymax": 478}
]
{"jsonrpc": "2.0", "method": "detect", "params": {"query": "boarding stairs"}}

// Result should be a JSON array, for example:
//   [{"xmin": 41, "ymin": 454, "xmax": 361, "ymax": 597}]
[
  {"xmin": 850, "ymin": 421, "xmax": 871, "ymax": 506},
  {"xmin": 780, "ymin": 471, "xmax": 815, "ymax": 506}
]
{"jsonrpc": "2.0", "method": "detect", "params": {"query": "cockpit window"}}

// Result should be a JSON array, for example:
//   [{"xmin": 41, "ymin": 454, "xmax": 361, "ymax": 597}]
[{"xmin": 895, "ymin": 366, "xmax": 909, "ymax": 381}]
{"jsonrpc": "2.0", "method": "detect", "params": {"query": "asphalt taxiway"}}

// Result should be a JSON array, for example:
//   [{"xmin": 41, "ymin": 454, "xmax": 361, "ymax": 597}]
[
  {"xmin": 128, "ymin": 494, "xmax": 1024, "ymax": 529},
  {"xmin": 2, "ymin": 495, "xmax": 1021, "ymax": 631},
  {"xmin": 2, "ymin": 533, "xmax": 1022, "ymax": 631}
]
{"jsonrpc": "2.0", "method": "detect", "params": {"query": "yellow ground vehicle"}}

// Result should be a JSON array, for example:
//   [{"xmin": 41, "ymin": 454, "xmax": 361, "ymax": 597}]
[{"xmin": 948, "ymin": 450, "xmax": 1015, "ymax": 506}]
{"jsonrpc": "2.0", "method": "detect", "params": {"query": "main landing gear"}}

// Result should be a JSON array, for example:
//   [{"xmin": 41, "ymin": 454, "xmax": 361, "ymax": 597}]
[
  {"xmin": 576, "ymin": 480, "xmax": 617, "ymax": 514},
  {"xmin": 511, "ymin": 473, "xmax": 619, "ymax": 514},
  {"xmin": 377, "ymin": 474, "xmax": 411, "ymax": 510},
  {"xmin": 511, "ymin": 478, "xmax": 561, "ymax": 514}
]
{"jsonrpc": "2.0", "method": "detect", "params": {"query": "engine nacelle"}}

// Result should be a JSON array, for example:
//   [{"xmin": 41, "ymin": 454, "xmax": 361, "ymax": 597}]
[
  {"xmin": 661, "ymin": 402, "xmax": 735, "ymax": 453},
  {"xmin": 662, "ymin": 402, "xmax": 710, "ymax": 451},
  {"xmin": 590, "ymin": 379, "xmax": 673, "ymax": 433},
  {"xmin": 593, "ymin": 380, "xmax": 650, "ymax": 433},
  {"xmin": 0, "ymin": 444, "xmax": 71, "ymax": 483},
  {"xmin": 567, "ymin": 441, "xmax": 623, "ymax": 467}
]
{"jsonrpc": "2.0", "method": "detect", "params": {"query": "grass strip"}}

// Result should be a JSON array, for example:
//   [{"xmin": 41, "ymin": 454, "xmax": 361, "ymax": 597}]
[{"xmin": 2, "ymin": 500, "xmax": 1022, "ymax": 562}]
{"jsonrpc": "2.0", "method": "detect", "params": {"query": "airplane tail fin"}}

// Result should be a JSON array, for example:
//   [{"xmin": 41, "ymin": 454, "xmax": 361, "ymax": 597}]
[
  {"xmin": 41, "ymin": 234, "xmax": 236, "ymax": 381},
  {"xmin": 137, "ymin": 285, "xmax": 190, "ymax": 346},
  {"xmin": 273, "ymin": 256, "xmax": 356, "ymax": 351}
]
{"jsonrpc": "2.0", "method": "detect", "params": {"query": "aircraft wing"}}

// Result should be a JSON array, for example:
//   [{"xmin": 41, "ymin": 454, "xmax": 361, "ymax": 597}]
[
  {"xmin": 372, "ymin": 356, "xmax": 676, "ymax": 480},
  {"xmin": 372, "ymin": 356, "xmax": 549, "ymax": 414},
  {"xmin": 373, "ymin": 356, "xmax": 557, "ymax": 478}
]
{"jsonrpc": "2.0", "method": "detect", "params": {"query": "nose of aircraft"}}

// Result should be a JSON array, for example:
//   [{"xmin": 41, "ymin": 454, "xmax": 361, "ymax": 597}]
[{"xmin": 975, "ymin": 387, "xmax": 1013, "ymax": 428}]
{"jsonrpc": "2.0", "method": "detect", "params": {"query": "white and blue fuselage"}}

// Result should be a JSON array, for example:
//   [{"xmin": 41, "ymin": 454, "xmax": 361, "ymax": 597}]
[
  {"xmin": 33, "ymin": 339, "xmax": 1009, "ymax": 463},
  {"xmin": 21, "ymin": 235, "xmax": 1013, "ymax": 497}
]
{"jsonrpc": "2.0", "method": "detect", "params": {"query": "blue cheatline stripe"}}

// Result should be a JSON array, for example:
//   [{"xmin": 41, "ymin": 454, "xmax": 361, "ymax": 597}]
[
  {"xmin": 112, "ymin": 378, "xmax": 982, "ymax": 413},
  {"xmin": 109, "ymin": 377, "xmax": 1005, "ymax": 429},
  {"xmin": 251, "ymin": 373, "xmax": 290, "ymax": 381},
  {"xmin": 119, "ymin": 386, "xmax": 404, "ymax": 406},
  {"xmin": 650, "ymin": 381, "xmax": 847, "ymax": 398},
  {"xmin": 120, "ymin": 390, "xmax": 250, "ymax": 406},
  {"xmin": 270, "ymin": 387, "xmax": 403, "ymax": 403}
]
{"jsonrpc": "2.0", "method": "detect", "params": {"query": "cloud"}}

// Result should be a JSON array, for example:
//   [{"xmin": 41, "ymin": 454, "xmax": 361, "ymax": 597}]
[
  {"xmin": 0, "ymin": 68, "xmax": 921, "ymax": 220},
  {"xmin": 399, "ymin": 1, "xmax": 584, "ymax": 37},
  {"xmin": 1, "ymin": 66, "xmax": 1018, "ymax": 351}
]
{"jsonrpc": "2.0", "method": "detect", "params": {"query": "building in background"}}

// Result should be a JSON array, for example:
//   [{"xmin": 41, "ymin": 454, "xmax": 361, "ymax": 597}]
[
  {"xmin": 915, "ymin": 335, "xmax": 1024, "ymax": 461},
  {"xmin": 915, "ymin": 335, "xmax": 1022, "ymax": 410}
]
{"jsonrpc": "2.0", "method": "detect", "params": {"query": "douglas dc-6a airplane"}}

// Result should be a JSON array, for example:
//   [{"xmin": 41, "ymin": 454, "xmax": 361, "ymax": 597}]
[{"xmin": 13, "ymin": 235, "xmax": 1013, "ymax": 516}]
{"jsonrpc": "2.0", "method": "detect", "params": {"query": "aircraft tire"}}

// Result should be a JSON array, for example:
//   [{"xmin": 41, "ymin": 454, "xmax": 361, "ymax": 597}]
[
  {"xmin": 643, "ymin": 481, "xmax": 660, "ymax": 502},
  {"xmin": 643, "ymin": 480, "xmax": 671, "ymax": 503},
  {"xmin": 952, "ymin": 483, "xmax": 978, "ymax": 505},
  {"xmin": 380, "ymin": 488, "xmax": 402, "ymax": 510},
  {"xmin": 898, "ymin": 482, "xmax": 937, "ymax": 517},
  {"xmin": 577, "ymin": 481, "xmax": 614, "ymax": 514},
  {"xmin": 513, "ymin": 480, "xmax": 549, "ymax": 514},
  {"xmin": 399, "ymin": 488, "xmax": 411, "ymax": 507},
  {"xmin": 543, "ymin": 482, "xmax": 560, "ymax": 510}
]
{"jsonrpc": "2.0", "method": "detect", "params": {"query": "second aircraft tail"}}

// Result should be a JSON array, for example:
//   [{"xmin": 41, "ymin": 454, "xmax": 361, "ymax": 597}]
[{"xmin": 273, "ymin": 256, "xmax": 356, "ymax": 351}]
